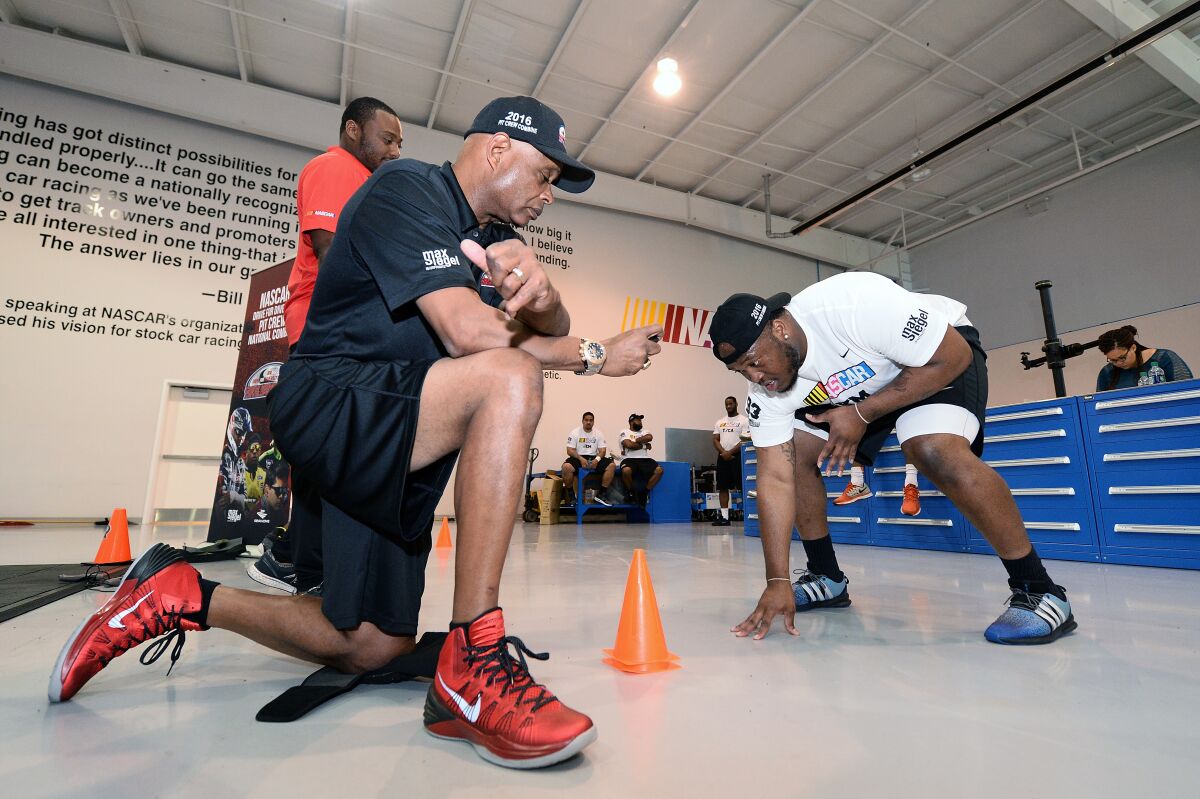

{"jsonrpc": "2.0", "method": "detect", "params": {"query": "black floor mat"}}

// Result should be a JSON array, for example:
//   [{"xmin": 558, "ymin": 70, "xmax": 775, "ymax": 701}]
[{"xmin": 0, "ymin": 564, "xmax": 91, "ymax": 624}]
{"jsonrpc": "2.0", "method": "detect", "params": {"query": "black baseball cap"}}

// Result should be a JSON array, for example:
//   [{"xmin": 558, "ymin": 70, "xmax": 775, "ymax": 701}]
[
  {"xmin": 709, "ymin": 291, "xmax": 793, "ymax": 365},
  {"xmin": 628, "ymin": 413, "xmax": 644, "ymax": 422},
  {"xmin": 466, "ymin": 96, "xmax": 596, "ymax": 193}
]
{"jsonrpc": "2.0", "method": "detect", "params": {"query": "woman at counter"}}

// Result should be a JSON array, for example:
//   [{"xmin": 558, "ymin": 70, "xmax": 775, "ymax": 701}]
[{"xmin": 1096, "ymin": 325, "xmax": 1192, "ymax": 391}]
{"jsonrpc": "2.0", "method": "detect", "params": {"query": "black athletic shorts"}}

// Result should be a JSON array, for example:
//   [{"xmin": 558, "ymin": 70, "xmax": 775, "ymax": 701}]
[
  {"xmin": 268, "ymin": 356, "xmax": 454, "ymax": 634},
  {"xmin": 564, "ymin": 455, "xmax": 613, "ymax": 475},
  {"xmin": 715, "ymin": 454, "xmax": 742, "ymax": 490},
  {"xmin": 622, "ymin": 457, "xmax": 659, "ymax": 484},
  {"xmin": 796, "ymin": 325, "xmax": 988, "ymax": 467}
]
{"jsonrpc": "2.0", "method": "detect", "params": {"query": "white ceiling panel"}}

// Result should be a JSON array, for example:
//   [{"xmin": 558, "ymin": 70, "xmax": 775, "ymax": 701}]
[{"xmin": 2, "ymin": 0, "xmax": 1195, "ymax": 245}]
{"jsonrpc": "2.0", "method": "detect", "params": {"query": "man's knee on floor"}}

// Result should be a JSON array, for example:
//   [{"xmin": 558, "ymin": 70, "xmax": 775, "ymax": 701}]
[{"xmin": 335, "ymin": 626, "xmax": 417, "ymax": 673}]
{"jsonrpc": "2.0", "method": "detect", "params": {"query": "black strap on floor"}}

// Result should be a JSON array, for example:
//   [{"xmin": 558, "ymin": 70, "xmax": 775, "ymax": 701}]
[
  {"xmin": 255, "ymin": 631, "xmax": 448, "ymax": 723},
  {"xmin": 182, "ymin": 538, "xmax": 246, "ymax": 563}
]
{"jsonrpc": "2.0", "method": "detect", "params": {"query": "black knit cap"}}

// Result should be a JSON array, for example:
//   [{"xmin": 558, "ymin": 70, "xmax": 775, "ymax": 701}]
[
  {"xmin": 709, "ymin": 292, "xmax": 792, "ymax": 364},
  {"xmin": 466, "ymin": 96, "xmax": 595, "ymax": 193}
]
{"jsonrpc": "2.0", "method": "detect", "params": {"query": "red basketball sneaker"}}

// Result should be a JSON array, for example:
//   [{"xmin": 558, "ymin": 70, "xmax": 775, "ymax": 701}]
[
  {"xmin": 48, "ymin": 543, "xmax": 205, "ymax": 703},
  {"xmin": 423, "ymin": 608, "xmax": 596, "ymax": 769}
]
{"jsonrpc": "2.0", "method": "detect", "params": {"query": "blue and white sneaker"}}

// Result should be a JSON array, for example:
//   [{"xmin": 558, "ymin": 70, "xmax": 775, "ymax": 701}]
[
  {"xmin": 792, "ymin": 570, "xmax": 851, "ymax": 611},
  {"xmin": 984, "ymin": 588, "xmax": 1076, "ymax": 645}
]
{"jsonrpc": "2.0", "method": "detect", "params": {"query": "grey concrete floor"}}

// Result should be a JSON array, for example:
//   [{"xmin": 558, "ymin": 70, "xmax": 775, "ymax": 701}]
[{"xmin": 1, "ymin": 520, "xmax": 1198, "ymax": 797}]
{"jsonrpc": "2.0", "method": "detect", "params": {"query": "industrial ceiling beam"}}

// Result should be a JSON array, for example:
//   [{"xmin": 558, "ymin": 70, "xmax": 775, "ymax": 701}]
[
  {"xmin": 789, "ymin": 0, "xmax": 1200, "ymax": 235},
  {"xmin": 1063, "ymin": 0, "xmax": 1200, "ymax": 103}
]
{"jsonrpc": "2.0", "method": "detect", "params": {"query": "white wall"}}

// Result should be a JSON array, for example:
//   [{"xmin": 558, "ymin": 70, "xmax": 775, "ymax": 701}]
[
  {"xmin": 910, "ymin": 128, "xmax": 1200, "ymax": 350},
  {"xmin": 0, "ymin": 75, "xmax": 821, "ymax": 519}
]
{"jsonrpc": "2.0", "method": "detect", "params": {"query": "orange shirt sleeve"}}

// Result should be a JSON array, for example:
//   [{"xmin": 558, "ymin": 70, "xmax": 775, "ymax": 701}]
[{"xmin": 296, "ymin": 154, "xmax": 369, "ymax": 235}]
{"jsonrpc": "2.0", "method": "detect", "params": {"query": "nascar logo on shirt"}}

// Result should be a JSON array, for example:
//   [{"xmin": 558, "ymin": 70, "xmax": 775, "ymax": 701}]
[
  {"xmin": 824, "ymin": 362, "xmax": 876, "ymax": 399},
  {"xmin": 423, "ymin": 248, "xmax": 462, "ymax": 270}
]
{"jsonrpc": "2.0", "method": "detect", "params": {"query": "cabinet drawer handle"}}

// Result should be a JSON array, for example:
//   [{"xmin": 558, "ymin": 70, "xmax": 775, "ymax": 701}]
[
  {"xmin": 746, "ymin": 474, "xmax": 757, "ymax": 481},
  {"xmin": 876, "ymin": 490, "xmax": 945, "ymax": 498},
  {"xmin": 1010, "ymin": 487, "xmax": 1076, "ymax": 496},
  {"xmin": 1108, "ymin": 485, "xmax": 1200, "ymax": 495},
  {"xmin": 1113, "ymin": 523, "xmax": 1200, "ymax": 535},
  {"xmin": 876, "ymin": 517, "xmax": 954, "ymax": 527},
  {"xmin": 986, "ymin": 407, "xmax": 1064, "ymax": 423},
  {"xmin": 873, "ymin": 465, "xmax": 906, "ymax": 474},
  {"xmin": 1098, "ymin": 415, "xmax": 1200, "ymax": 434},
  {"xmin": 827, "ymin": 516, "xmax": 862, "ymax": 524},
  {"xmin": 880, "ymin": 444, "xmax": 901, "ymax": 453},
  {"xmin": 745, "ymin": 446, "xmax": 755, "ymax": 452},
  {"xmin": 1103, "ymin": 448, "xmax": 1200, "ymax": 462},
  {"xmin": 983, "ymin": 429, "xmax": 1067, "ymax": 444},
  {"xmin": 1023, "ymin": 521, "xmax": 1081, "ymax": 531},
  {"xmin": 1094, "ymin": 387, "xmax": 1200, "ymax": 410},
  {"xmin": 744, "ymin": 458, "xmax": 757, "ymax": 464},
  {"xmin": 748, "ymin": 513, "xmax": 759, "ymax": 520},
  {"xmin": 985, "ymin": 456, "xmax": 1071, "ymax": 468},
  {"xmin": 747, "ymin": 489, "xmax": 757, "ymax": 498}
]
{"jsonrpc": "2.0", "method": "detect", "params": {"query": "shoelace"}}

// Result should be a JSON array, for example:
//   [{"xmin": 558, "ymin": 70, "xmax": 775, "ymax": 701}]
[
  {"xmin": 140, "ymin": 625, "xmax": 188, "ymax": 676},
  {"xmin": 466, "ymin": 636, "xmax": 556, "ymax": 711},
  {"xmin": 1004, "ymin": 588, "xmax": 1044, "ymax": 613},
  {"xmin": 791, "ymin": 568, "xmax": 819, "ymax": 585}
]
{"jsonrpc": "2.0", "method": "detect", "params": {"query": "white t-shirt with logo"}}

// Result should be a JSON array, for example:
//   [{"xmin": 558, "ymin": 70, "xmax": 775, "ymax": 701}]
[
  {"xmin": 618, "ymin": 429, "xmax": 653, "ymax": 459},
  {"xmin": 566, "ymin": 426, "xmax": 606, "ymax": 457},
  {"xmin": 745, "ymin": 272, "xmax": 969, "ymax": 448},
  {"xmin": 714, "ymin": 414, "xmax": 750, "ymax": 452}
]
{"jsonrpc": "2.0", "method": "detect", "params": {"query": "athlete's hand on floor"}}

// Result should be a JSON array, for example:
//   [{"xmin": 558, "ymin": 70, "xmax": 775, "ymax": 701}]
[
  {"xmin": 600, "ymin": 325, "xmax": 663, "ymax": 376},
  {"xmin": 732, "ymin": 582, "xmax": 798, "ymax": 640},
  {"xmin": 460, "ymin": 239, "xmax": 558, "ymax": 318},
  {"xmin": 805, "ymin": 405, "xmax": 867, "ymax": 477}
]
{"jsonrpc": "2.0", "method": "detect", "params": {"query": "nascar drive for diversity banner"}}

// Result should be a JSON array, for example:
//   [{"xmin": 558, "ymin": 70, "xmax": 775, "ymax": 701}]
[
  {"xmin": 621, "ymin": 296, "xmax": 713, "ymax": 348},
  {"xmin": 206, "ymin": 260, "xmax": 293, "ymax": 544}
]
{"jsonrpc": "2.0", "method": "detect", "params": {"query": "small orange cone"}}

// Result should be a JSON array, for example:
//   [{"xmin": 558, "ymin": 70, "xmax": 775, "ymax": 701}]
[
  {"xmin": 603, "ymin": 548, "xmax": 680, "ymax": 673},
  {"xmin": 435, "ymin": 517, "xmax": 453, "ymax": 548},
  {"xmin": 91, "ymin": 508, "xmax": 132, "ymax": 565}
]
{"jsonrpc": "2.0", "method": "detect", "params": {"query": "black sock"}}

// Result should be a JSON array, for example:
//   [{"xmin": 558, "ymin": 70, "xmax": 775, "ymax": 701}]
[
  {"xmin": 802, "ymin": 535, "xmax": 844, "ymax": 582},
  {"xmin": 183, "ymin": 578, "xmax": 220, "ymax": 629},
  {"xmin": 1001, "ymin": 548, "xmax": 1063, "ymax": 599}
]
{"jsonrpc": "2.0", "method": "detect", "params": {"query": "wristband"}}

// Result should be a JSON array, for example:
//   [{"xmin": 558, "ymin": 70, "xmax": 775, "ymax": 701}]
[
  {"xmin": 853, "ymin": 403, "xmax": 870, "ymax": 425},
  {"xmin": 767, "ymin": 577, "xmax": 790, "ymax": 583}
]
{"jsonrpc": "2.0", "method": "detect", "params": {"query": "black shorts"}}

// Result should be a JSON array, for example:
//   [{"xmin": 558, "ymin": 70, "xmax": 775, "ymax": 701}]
[
  {"xmin": 268, "ymin": 356, "xmax": 454, "ymax": 634},
  {"xmin": 269, "ymin": 356, "xmax": 457, "ymax": 543},
  {"xmin": 716, "ymin": 455, "xmax": 742, "ymax": 490},
  {"xmin": 564, "ymin": 455, "xmax": 613, "ymax": 475},
  {"xmin": 621, "ymin": 457, "xmax": 659, "ymax": 483},
  {"xmin": 318, "ymin": 499, "xmax": 429, "ymax": 635},
  {"xmin": 796, "ymin": 325, "xmax": 988, "ymax": 467}
]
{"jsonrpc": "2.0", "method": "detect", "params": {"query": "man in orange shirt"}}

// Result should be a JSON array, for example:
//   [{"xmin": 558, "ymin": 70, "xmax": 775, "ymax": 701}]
[{"xmin": 248, "ymin": 97, "xmax": 403, "ymax": 595}]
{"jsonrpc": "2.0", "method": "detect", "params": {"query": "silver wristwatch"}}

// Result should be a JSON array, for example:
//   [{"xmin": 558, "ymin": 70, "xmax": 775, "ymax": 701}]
[{"xmin": 575, "ymin": 338, "xmax": 606, "ymax": 376}]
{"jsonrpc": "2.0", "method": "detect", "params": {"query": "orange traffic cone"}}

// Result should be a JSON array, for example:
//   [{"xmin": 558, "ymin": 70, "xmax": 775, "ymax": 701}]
[
  {"xmin": 435, "ymin": 517, "xmax": 453, "ymax": 548},
  {"xmin": 91, "ymin": 508, "xmax": 132, "ymax": 565},
  {"xmin": 603, "ymin": 548, "xmax": 680, "ymax": 674}
]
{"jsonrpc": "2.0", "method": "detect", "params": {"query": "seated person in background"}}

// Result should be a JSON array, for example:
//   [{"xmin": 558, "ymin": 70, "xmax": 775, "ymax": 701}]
[
  {"xmin": 834, "ymin": 460, "xmax": 922, "ymax": 517},
  {"xmin": 561, "ymin": 411, "xmax": 616, "ymax": 504},
  {"xmin": 619, "ymin": 413, "xmax": 663, "ymax": 507},
  {"xmin": 1097, "ymin": 325, "xmax": 1193, "ymax": 391},
  {"xmin": 712, "ymin": 396, "xmax": 750, "ymax": 526}
]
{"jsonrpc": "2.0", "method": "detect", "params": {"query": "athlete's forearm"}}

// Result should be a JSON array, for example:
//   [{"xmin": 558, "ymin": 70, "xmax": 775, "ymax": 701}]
[{"xmin": 756, "ymin": 441, "xmax": 797, "ymax": 580}]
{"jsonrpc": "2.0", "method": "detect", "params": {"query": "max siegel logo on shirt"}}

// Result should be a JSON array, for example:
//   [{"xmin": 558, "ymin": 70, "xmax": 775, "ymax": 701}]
[
  {"xmin": 422, "ymin": 248, "xmax": 462, "ymax": 270},
  {"xmin": 901, "ymin": 309, "xmax": 930, "ymax": 341}
]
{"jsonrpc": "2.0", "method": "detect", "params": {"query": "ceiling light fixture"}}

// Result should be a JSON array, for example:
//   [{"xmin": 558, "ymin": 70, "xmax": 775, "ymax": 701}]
[
  {"xmin": 908, "ymin": 167, "xmax": 932, "ymax": 183},
  {"xmin": 653, "ymin": 57, "xmax": 682, "ymax": 97}
]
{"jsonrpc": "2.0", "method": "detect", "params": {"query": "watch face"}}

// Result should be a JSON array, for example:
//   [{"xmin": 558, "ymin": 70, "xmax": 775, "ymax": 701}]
[{"xmin": 584, "ymin": 341, "xmax": 605, "ymax": 362}]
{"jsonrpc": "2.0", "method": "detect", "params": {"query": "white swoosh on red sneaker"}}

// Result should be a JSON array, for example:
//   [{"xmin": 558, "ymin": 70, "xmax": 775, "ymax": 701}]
[
  {"xmin": 107, "ymin": 591, "xmax": 154, "ymax": 630},
  {"xmin": 438, "ymin": 673, "xmax": 482, "ymax": 723}
]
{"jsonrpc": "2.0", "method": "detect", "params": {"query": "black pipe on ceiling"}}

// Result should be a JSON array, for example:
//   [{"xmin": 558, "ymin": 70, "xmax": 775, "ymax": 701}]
[{"xmin": 789, "ymin": 0, "xmax": 1200, "ymax": 236}]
